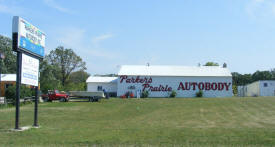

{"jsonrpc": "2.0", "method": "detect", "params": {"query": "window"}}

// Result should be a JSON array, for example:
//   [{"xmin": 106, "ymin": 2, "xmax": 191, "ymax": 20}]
[
  {"xmin": 5, "ymin": 84, "xmax": 12, "ymax": 89},
  {"xmin": 264, "ymin": 83, "xmax": 268, "ymax": 87},
  {"xmin": 97, "ymin": 86, "xmax": 102, "ymax": 91}
]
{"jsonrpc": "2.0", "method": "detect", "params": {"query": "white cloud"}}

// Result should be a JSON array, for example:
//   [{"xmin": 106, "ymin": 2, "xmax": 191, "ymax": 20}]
[
  {"xmin": 43, "ymin": 0, "xmax": 71, "ymax": 14},
  {"xmin": 48, "ymin": 27, "xmax": 118, "ymax": 74},
  {"xmin": 246, "ymin": 0, "xmax": 275, "ymax": 18},
  {"xmin": 91, "ymin": 33, "xmax": 114, "ymax": 46},
  {"xmin": 57, "ymin": 27, "xmax": 86, "ymax": 48},
  {"xmin": 0, "ymin": 1, "xmax": 25, "ymax": 15},
  {"xmin": 52, "ymin": 27, "xmax": 117, "ymax": 58}
]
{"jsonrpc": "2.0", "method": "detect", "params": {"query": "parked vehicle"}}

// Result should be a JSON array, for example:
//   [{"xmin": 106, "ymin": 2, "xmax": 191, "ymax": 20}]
[{"xmin": 42, "ymin": 90, "xmax": 69, "ymax": 102}]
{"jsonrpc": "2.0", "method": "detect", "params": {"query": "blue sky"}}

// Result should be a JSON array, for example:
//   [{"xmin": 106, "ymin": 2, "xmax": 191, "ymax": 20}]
[{"xmin": 0, "ymin": 0, "xmax": 275, "ymax": 75}]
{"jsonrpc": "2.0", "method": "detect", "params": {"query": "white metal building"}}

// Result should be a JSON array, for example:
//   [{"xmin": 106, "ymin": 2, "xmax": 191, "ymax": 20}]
[
  {"xmin": 238, "ymin": 80, "xmax": 275, "ymax": 97},
  {"xmin": 86, "ymin": 76, "xmax": 117, "ymax": 93},
  {"xmin": 117, "ymin": 65, "xmax": 232, "ymax": 98},
  {"xmin": 0, "ymin": 74, "xmax": 16, "ymax": 97}
]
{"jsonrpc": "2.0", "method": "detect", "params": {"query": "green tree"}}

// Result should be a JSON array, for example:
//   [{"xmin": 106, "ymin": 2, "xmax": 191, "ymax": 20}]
[
  {"xmin": 5, "ymin": 85, "xmax": 32, "ymax": 101},
  {"xmin": 39, "ymin": 60, "xmax": 63, "ymax": 93},
  {"xmin": 252, "ymin": 70, "xmax": 272, "ymax": 81},
  {"xmin": 204, "ymin": 62, "xmax": 219, "ymax": 66},
  {"xmin": 0, "ymin": 35, "xmax": 16, "ymax": 74},
  {"xmin": 68, "ymin": 70, "xmax": 90, "ymax": 83},
  {"xmin": 46, "ymin": 46, "xmax": 86, "ymax": 86},
  {"xmin": 271, "ymin": 69, "xmax": 275, "ymax": 80}
]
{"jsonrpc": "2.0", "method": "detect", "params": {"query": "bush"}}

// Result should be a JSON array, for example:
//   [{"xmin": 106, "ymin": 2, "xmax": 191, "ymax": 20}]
[
  {"xmin": 141, "ymin": 90, "xmax": 149, "ymax": 98},
  {"xmin": 232, "ymin": 85, "xmax": 238, "ymax": 96},
  {"xmin": 5, "ymin": 85, "xmax": 33, "ymax": 101},
  {"xmin": 196, "ymin": 90, "xmax": 203, "ymax": 97},
  {"xmin": 170, "ymin": 90, "xmax": 177, "ymax": 98}
]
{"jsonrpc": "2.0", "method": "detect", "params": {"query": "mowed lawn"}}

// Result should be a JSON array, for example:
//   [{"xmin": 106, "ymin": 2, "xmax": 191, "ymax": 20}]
[{"xmin": 1, "ymin": 97, "xmax": 275, "ymax": 146}]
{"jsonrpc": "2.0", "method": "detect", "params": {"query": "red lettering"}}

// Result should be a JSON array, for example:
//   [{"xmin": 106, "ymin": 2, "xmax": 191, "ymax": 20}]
[
  {"xmin": 131, "ymin": 77, "xmax": 135, "ymax": 83},
  {"xmin": 152, "ymin": 87, "xmax": 158, "ymax": 91},
  {"xmin": 144, "ymin": 77, "xmax": 148, "ymax": 83},
  {"xmin": 120, "ymin": 75, "xmax": 127, "ymax": 83},
  {"xmin": 140, "ymin": 79, "xmax": 144, "ymax": 83},
  {"xmin": 148, "ymin": 77, "xmax": 152, "ymax": 83},
  {"xmin": 198, "ymin": 82, "xmax": 204, "ymax": 90},
  {"xmin": 142, "ymin": 84, "xmax": 172, "ymax": 92},
  {"xmin": 163, "ymin": 85, "xmax": 167, "ymax": 91},
  {"xmin": 205, "ymin": 82, "xmax": 211, "ymax": 90},
  {"xmin": 211, "ymin": 83, "xmax": 217, "ymax": 90},
  {"xmin": 120, "ymin": 76, "xmax": 153, "ymax": 84},
  {"xmin": 135, "ymin": 76, "xmax": 140, "ymax": 83},
  {"xmin": 218, "ymin": 83, "xmax": 224, "ymax": 91},
  {"xmin": 177, "ymin": 82, "xmax": 185, "ymax": 90},
  {"xmin": 191, "ymin": 82, "xmax": 197, "ymax": 90},
  {"xmin": 185, "ymin": 82, "xmax": 190, "ymax": 90},
  {"xmin": 126, "ymin": 79, "xmax": 131, "ymax": 83},
  {"xmin": 224, "ymin": 83, "xmax": 231, "ymax": 91},
  {"xmin": 142, "ymin": 84, "xmax": 150, "ymax": 91}
]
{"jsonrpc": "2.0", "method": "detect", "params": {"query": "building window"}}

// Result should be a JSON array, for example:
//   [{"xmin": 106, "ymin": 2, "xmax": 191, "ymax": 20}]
[
  {"xmin": 5, "ymin": 84, "xmax": 12, "ymax": 89},
  {"xmin": 264, "ymin": 83, "xmax": 268, "ymax": 87},
  {"xmin": 97, "ymin": 86, "xmax": 102, "ymax": 91}
]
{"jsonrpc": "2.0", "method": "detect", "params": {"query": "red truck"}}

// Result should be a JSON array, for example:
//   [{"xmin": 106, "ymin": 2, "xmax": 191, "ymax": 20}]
[{"xmin": 42, "ymin": 90, "xmax": 69, "ymax": 102}]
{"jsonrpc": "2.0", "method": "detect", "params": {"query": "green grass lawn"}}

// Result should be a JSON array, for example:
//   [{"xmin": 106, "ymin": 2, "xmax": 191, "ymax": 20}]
[{"xmin": 1, "ymin": 97, "xmax": 275, "ymax": 146}]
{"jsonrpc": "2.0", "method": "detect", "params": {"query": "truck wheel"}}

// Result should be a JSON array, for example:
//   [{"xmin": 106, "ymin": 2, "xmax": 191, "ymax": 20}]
[{"xmin": 60, "ymin": 98, "xmax": 66, "ymax": 102}]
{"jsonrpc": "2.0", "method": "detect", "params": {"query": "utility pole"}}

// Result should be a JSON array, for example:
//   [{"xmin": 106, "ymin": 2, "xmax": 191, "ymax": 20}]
[{"xmin": 0, "ymin": 52, "xmax": 5, "ymax": 97}]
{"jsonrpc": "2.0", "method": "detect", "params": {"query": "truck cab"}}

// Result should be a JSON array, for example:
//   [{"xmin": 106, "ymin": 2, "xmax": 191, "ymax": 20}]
[{"xmin": 43, "ymin": 90, "xmax": 69, "ymax": 102}]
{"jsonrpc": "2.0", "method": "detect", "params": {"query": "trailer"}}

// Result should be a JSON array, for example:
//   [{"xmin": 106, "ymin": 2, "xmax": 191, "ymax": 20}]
[{"xmin": 68, "ymin": 91, "xmax": 105, "ymax": 102}]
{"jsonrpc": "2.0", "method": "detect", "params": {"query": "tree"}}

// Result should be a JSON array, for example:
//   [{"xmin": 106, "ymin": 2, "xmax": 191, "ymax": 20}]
[
  {"xmin": 204, "ymin": 62, "xmax": 219, "ymax": 66},
  {"xmin": 68, "ymin": 70, "xmax": 90, "ymax": 83},
  {"xmin": 39, "ymin": 60, "xmax": 63, "ymax": 93},
  {"xmin": 46, "ymin": 46, "xmax": 86, "ymax": 86},
  {"xmin": 271, "ymin": 69, "xmax": 275, "ymax": 80},
  {"xmin": 232, "ymin": 72, "xmax": 252, "ymax": 86},
  {"xmin": 252, "ymin": 70, "xmax": 272, "ymax": 81},
  {"xmin": 0, "ymin": 35, "xmax": 16, "ymax": 74},
  {"xmin": 94, "ymin": 74, "xmax": 118, "ymax": 77},
  {"xmin": 65, "ymin": 70, "xmax": 90, "ymax": 91}
]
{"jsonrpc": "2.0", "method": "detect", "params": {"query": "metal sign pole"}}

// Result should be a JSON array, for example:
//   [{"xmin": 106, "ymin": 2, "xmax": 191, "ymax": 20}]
[
  {"xmin": 0, "ymin": 52, "xmax": 4, "ymax": 97},
  {"xmin": 15, "ymin": 51, "xmax": 22, "ymax": 130},
  {"xmin": 33, "ymin": 86, "xmax": 38, "ymax": 127},
  {"xmin": 0, "ymin": 54, "xmax": 2, "ymax": 96}
]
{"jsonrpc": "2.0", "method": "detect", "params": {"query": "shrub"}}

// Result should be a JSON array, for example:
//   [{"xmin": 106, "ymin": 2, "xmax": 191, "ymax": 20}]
[
  {"xmin": 125, "ymin": 91, "xmax": 131, "ymax": 98},
  {"xmin": 120, "ymin": 95, "xmax": 126, "ymax": 99},
  {"xmin": 170, "ymin": 90, "xmax": 177, "ymax": 98},
  {"xmin": 232, "ymin": 85, "xmax": 238, "ymax": 96},
  {"xmin": 5, "ymin": 85, "xmax": 33, "ymax": 101},
  {"xmin": 130, "ymin": 92, "xmax": 134, "ymax": 98},
  {"xmin": 141, "ymin": 90, "xmax": 149, "ymax": 98},
  {"xmin": 196, "ymin": 90, "xmax": 203, "ymax": 97}
]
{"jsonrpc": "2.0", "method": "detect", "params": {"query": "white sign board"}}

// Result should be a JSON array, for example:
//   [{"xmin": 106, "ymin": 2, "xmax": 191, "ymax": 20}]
[
  {"xmin": 12, "ymin": 16, "xmax": 45, "ymax": 57},
  {"xmin": 21, "ymin": 54, "xmax": 39, "ymax": 86}
]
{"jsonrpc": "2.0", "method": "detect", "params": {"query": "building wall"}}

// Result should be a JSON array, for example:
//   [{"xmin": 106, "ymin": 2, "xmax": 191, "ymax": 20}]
[
  {"xmin": 237, "ymin": 86, "xmax": 245, "ymax": 97},
  {"xmin": 0, "ymin": 81, "xmax": 16, "ymax": 97},
  {"xmin": 259, "ymin": 81, "xmax": 275, "ymax": 96},
  {"xmin": 117, "ymin": 76, "xmax": 232, "ymax": 97},
  {"xmin": 245, "ymin": 81, "xmax": 260, "ymax": 97},
  {"xmin": 87, "ymin": 82, "xmax": 117, "ymax": 92}
]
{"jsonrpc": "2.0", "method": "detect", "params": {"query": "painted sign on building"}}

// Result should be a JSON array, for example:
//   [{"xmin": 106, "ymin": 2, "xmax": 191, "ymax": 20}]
[
  {"xmin": 118, "ymin": 75, "xmax": 232, "ymax": 97},
  {"xmin": 21, "ymin": 53, "xmax": 39, "ymax": 86},
  {"xmin": 12, "ymin": 16, "xmax": 45, "ymax": 58}
]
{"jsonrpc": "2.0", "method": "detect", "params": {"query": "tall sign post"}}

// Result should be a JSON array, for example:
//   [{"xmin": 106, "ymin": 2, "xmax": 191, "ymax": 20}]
[
  {"xmin": 12, "ymin": 16, "xmax": 45, "ymax": 130},
  {"xmin": 0, "ymin": 52, "xmax": 5, "ymax": 97}
]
